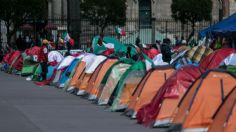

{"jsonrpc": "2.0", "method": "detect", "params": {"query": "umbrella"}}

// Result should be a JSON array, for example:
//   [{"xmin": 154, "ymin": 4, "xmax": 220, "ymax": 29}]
[
  {"xmin": 45, "ymin": 22, "xmax": 57, "ymax": 30},
  {"xmin": 20, "ymin": 24, "xmax": 33, "ymax": 31}
]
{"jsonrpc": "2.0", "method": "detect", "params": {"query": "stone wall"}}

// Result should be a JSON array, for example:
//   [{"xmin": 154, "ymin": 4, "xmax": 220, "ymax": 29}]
[
  {"xmin": 126, "ymin": 0, "xmax": 226, "ymax": 20},
  {"xmin": 229, "ymin": 0, "xmax": 236, "ymax": 15}
]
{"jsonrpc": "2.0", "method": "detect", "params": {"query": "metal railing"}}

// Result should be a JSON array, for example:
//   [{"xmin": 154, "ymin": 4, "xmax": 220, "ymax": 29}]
[{"xmin": 0, "ymin": 18, "xmax": 217, "ymax": 50}]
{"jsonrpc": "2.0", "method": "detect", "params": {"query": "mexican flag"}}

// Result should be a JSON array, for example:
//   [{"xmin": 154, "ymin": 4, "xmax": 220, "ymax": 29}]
[
  {"xmin": 142, "ymin": 53, "xmax": 154, "ymax": 71},
  {"xmin": 62, "ymin": 32, "xmax": 75, "ymax": 46},
  {"xmin": 115, "ymin": 27, "xmax": 126, "ymax": 36}
]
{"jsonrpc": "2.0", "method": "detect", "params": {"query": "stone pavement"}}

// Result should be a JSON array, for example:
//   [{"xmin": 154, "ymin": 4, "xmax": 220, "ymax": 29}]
[{"xmin": 0, "ymin": 72, "xmax": 166, "ymax": 132}]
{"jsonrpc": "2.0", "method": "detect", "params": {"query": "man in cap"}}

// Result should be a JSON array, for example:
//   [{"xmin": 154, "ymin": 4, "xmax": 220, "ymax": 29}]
[{"xmin": 39, "ymin": 39, "xmax": 49, "ymax": 81}]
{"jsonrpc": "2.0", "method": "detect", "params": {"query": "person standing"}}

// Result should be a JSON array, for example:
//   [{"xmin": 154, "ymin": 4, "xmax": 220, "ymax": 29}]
[
  {"xmin": 16, "ymin": 35, "xmax": 24, "ymax": 51},
  {"xmin": 39, "ymin": 39, "xmax": 49, "ymax": 81},
  {"xmin": 161, "ymin": 38, "xmax": 172, "ymax": 64}
]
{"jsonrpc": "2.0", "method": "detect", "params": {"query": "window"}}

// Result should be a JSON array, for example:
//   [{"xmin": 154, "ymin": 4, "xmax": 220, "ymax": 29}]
[{"xmin": 139, "ymin": 0, "xmax": 152, "ymax": 28}]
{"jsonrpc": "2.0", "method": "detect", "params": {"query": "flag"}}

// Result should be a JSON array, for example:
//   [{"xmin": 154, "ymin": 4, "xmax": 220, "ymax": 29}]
[
  {"xmin": 142, "ymin": 53, "xmax": 154, "ymax": 71},
  {"xmin": 62, "ymin": 32, "xmax": 75, "ymax": 46},
  {"xmin": 115, "ymin": 27, "xmax": 126, "ymax": 36}
]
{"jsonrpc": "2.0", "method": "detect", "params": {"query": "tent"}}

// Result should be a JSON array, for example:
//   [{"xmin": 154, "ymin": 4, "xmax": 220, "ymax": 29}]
[
  {"xmin": 125, "ymin": 66, "xmax": 175, "ymax": 118},
  {"xmin": 8, "ymin": 51, "xmax": 23, "ymax": 73},
  {"xmin": 97, "ymin": 59, "xmax": 134, "ymax": 105},
  {"xmin": 65, "ymin": 53, "xmax": 95, "ymax": 91},
  {"xmin": 200, "ymin": 48, "xmax": 236, "ymax": 72},
  {"xmin": 21, "ymin": 46, "xmax": 41, "ymax": 76},
  {"xmin": 199, "ymin": 12, "xmax": 236, "ymax": 38},
  {"xmin": 67, "ymin": 61, "xmax": 86, "ymax": 90},
  {"xmin": 75, "ymin": 55, "xmax": 107, "ymax": 95},
  {"xmin": 86, "ymin": 58, "xmax": 118, "ymax": 100},
  {"xmin": 51, "ymin": 56, "xmax": 76, "ymax": 85},
  {"xmin": 57, "ymin": 59, "xmax": 80, "ymax": 88},
  {"xmin": 170, "ymin": 70, "xmax": 236, "ymax": 132},
  {"xmin": 208, "ymin": 86, "xmax": 236, "ymax": 132},
  {"xmin": 33, "ymin": 51, "xmax": 64, "ymax": 85},
  {"xmin": 136, "ymin": 65, "xmax": 202, "ymax": 126},
  {"xmin": 171, "ymin": 45, "xmax": 213, "ymax": 69},
  {"xmin": 109, "ymin": 61, "xmax": 146, "ymax": 111}
]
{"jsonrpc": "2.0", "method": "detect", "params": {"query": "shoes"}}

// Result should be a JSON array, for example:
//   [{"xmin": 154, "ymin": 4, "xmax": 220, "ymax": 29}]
[{"xmin": 26, "ymin": 76, "xmax": 32, "ymax": 81}]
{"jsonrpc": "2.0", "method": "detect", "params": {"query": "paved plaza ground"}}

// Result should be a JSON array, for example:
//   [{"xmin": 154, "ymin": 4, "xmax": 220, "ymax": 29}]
[{"xmin": 0, "ymin": 72, "xmax": 165, "ymax": 132}]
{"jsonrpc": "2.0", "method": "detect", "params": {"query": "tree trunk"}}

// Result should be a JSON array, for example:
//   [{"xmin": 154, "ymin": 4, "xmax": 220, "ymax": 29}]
[
  {"xmin": 6, "ymin": 24, "xmax": 11, "ymax": 47},
  {"xmin": 181, "ymin": 23, "xmax": 185, "ymax": 39}
]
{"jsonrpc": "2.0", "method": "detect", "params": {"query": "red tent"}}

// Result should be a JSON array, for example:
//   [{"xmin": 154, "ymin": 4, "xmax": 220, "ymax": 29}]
[
  {"xmin": 199, "ymin": 48, "xmax": 236, "ymax": 72},
  {"xmin": 25, "ymin": 46, "xmax": 41, "ymax": 56},
  {"xmin": 136, "ymin": 65, "xmax": 202, "ymax": 126},
  {"xmin": 8, "ymin": 51, "xmax": 21, "ymax": 65}
]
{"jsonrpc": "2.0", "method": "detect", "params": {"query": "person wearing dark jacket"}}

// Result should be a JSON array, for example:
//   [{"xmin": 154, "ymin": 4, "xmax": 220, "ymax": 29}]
[{"xmin": 161, "ymin": 38, "xmax": 172, "ymax": 63}]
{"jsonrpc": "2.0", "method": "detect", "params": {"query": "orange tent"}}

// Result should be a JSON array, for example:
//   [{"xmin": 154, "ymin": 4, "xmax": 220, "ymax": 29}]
[
  {"xmin": 86, "ymin": 58, "xmax": 118, "ymax": 100},
  {"xmin": 126, "ymin": 66, "xmax": 175, "ymax": 119},
  {"xmin": 75, "ymin": 55, "xmax": 107, "ymax": 95},
  {"xmin": 67, "ymin": 61, "xmax": 86, "ymax": 90},
  {"xmin": 171, "ymin": 70, "xmax": 236, "ymax": 131},
  {"xmin": 208, "ymin": 87, "xmax": 236, "ymax": 132},
  {"xmin": 136, "ymin": 65, "xmax": 202, "ymax": 126}
]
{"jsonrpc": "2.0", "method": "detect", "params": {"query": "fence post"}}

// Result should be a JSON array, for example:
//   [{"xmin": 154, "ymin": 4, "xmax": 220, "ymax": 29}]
[
  {"xmin": 151, "ymin": 17, "xmax": 156, "ymax": 44},
  {"xmin": 0, "ymin": 21, "xmax": 2, "ymax": 48},
  {"xmin": 165, "ymin": 20, "xmax": 168, "ymax": 38}
]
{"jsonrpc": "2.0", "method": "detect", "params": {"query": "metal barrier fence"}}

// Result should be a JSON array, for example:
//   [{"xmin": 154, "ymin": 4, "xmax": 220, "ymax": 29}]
[{"xmin": 0, "ymin": 18, "xmax": 217, "ymax": 50}]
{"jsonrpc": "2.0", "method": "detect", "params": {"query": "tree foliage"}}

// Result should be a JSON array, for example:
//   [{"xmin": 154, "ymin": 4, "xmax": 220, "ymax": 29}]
[
  {"xmin": 0, "ymin": 0, "xmax": 47, "ymax": 45},
  {"xmin": 80, "ymin": 0, "xmax": 127, "ymax": 33},
  {"xmin": 171, "ymin": 0, "xmax": 212, "ymax": 40}
]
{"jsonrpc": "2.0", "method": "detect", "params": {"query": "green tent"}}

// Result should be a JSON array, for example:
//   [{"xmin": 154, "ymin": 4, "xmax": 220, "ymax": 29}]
[
  {"xmin": 110, "ymin": 61, "xmax": 146, "ymax": 111},
  {"xmin": 21, "ymin": 56, "xmax": 40, "ymax": 76},
  {"xmin": 97, "ymin": 58, "xmax": 135, "ymax": 105},
  {"xmin": 97, "ymin": 59, "xmax": 146, "ymax": 107}
]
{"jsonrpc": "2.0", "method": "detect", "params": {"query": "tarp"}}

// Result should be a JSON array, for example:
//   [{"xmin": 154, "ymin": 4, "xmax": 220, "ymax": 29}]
[
  {"xmin": 92, "ymin": 36, "xmax": 137, "ymax": 56},
  {"xmin": 85, "ymin": 55, "xmax": 107, "ymax": 74},
  {"xmin": 57, "ymin": 56, "xmax": 75, "ymax": 70},
  {"xmin": 48, "ymin": 51, "xmax": 64, "ymax": 64},
  {"xmin": 199, "ymin": 12, "xmax": 236, "ymax": 38}
]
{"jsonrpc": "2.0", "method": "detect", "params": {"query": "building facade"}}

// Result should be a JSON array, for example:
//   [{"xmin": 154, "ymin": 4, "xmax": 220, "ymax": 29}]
[
  {"xmin": 126, "ymin": 0, "xmax": 236, "ymax": 21},
  {"xmin": 48, "ymin": 0, "xmax": 236, "ymax": 20},
  {"xmin": 48, "ymin": 0, "xmax": 68, "ymax": 19},
  {"xmin": 47, "ymin": 0, "xmax": 236, "ymax": 46}
]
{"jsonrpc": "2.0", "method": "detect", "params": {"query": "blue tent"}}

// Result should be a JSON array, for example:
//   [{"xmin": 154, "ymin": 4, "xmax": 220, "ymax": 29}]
[
  {"xmin": 57, "ymin": 59, "xmax": 80, "ymax": 88},
  {"xmin": 199, "ymin": 13, "xmax": 236, "ymax": 38}
]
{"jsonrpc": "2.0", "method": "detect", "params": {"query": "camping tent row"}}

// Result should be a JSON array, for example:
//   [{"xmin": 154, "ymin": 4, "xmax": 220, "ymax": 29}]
[
  {"xmin": 62, "ymin": 49, "xmax": 236, "ymax": 132},
  {"xmin": 1, "ymin": 46, "xmax": 236, "ymax": 132}
]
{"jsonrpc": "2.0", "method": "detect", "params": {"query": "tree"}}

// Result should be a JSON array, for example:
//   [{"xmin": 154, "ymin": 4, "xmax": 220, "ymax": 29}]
[
  {"xmin": 0, "ymin": 0, "xmax": 47, "ymax": 46},
  {"xmin": 171, "ymin": 0, "xmax": 212, "ymax": 41},
  {"xmin": 80, "ymin": 0, "xmax": 127, "ymax": 34}
]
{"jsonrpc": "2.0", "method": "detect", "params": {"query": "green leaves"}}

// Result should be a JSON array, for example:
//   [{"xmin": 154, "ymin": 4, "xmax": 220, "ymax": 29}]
[
  {"xmin": 171, "ymin": 0, "xmax": 213, "ymax": 23},
  {"xmin": 0, "ymin": 0, "xmax": 47, "ymax": 44},
  {"xmin": 81, "ymin": 0, "xmax": 127, "ymax": 32}
]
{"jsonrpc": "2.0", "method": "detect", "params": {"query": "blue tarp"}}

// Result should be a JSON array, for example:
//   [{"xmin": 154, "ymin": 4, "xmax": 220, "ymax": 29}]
[{"xmin": 199, "ymin": 13, "xmax": 236, "ymax": 38}]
